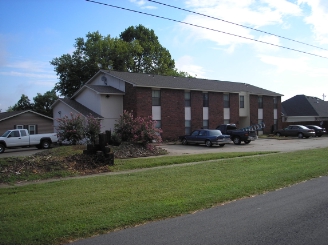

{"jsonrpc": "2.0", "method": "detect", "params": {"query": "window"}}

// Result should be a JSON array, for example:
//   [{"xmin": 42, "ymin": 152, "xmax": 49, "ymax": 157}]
[
  {"xmin": 240, "ymin": 95, "xmax": 245, "ymax": 108},
  {"xmin": 29, "ymin": 125, "xmax": 36, "ymax": 135},
  {"xmin": 185, "ymin": 92, "xmax": 191, "ymax": 107},
  {"xmin": 152, "ymin": 90, "xmax": 161, "ymax": 106},
  {"xmin": 224, "ymin": 119, "xmax": 230, "ymax": 124},
  {"xmin": 273, "ymin": 97, "xmax": 277, "ymax": 109},
  {"xmin": 191, "ymin": 130, "xmax": 199, "ymax": 136},
  {"xmin": 203, "ymin": 93, "xmax": 209, "ymax": 107},
  {"xmin": 203, "ymin": 120, "xmax": 209, "ymax": 129},
  {"xmin": 20, "ymin": 130, "xmax": 27, "ymax": 136},
  {"xmin": 16, "ymin": 125, "xmax": 23, "ymax": 129},
  {"xmin": 185, "ymin": 120, "xmax": 191, "ymax": 135},
  {"xmin": 224, "ymin": 94, "xmax": 230, "ymax": 108},
  {"xmin": 9, "ymin": 130, "xmax": 20, "ymax": 137},
  {"xmin": 258, "ymin": 96, "xmax": 263, "ymax": 108},
  {"xmin": 154, "ymin": 120, "xmax": 161, "ymax": 129}
]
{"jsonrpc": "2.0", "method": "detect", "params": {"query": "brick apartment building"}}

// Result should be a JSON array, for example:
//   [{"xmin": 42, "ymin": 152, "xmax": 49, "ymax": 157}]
[{"xmin": 52, "ymin": 70, "xmax": 283, "ymax": 140}]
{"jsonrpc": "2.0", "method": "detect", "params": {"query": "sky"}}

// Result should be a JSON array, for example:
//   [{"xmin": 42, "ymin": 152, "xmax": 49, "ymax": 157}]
[{"xmin": 1, "ymin": 0, "xmax": 328, "ymax": 112}]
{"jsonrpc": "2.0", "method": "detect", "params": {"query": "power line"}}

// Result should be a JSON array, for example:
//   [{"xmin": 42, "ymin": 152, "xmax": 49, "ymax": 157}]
[
  {"xmin": 85, "ymin": 0, "xmax": 328, "ymax": 59},
  {"xmin": 148, "ymin": 0, "xmax": 328, "ymax": 52}
]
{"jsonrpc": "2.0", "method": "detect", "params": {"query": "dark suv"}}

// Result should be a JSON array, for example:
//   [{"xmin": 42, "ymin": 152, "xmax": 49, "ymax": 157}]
[{"xmin": 305, "ymin": 125, "xmax": 326, "ymax": 137}]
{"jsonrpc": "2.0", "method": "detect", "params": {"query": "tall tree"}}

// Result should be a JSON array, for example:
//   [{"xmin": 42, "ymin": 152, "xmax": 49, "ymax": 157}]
[
  {"xmin": 119, "ymin": 24, "xmax": 176, "ymax": 74},
  {"xmin": 7, "ymin": 90, "xmax": 58, "ymax": 117},
  {"xmin": 51, "ymin": 25, "xmax": 188, "ymax": 97},
  {"xmin": 33, "ymin": 89, "xmax": 58, "ymax": 117},
  {"xmin": 9, "ymin": 94, "xmax": 33, "ymax": 111}
]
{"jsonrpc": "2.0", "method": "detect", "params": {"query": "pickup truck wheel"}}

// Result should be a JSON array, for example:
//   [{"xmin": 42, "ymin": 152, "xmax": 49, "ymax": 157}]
[
  {"xmin": 182, "ymin": 138, "xmax": 188, "ymax": 145},
  {"xmin": 298, "ymin": 133, "xmax": 304, "ymax": 139},
  {"xmin": 244, "ymin": 140, "xmax": 251, "ymax": 144},
  {"xmin": 233, "ymin": 137, "xmax": 241, "ymax": 145},
  {"xmin": 205, "ymin": 140, "xmax": 212, "ymax": 147},
  {"xmin": 41, "ymin": 140, "xmax": 51, "ymax": 149},
  {"xmin": 0, "ymin": 144, "xmax": 5, "ymax": 154}
]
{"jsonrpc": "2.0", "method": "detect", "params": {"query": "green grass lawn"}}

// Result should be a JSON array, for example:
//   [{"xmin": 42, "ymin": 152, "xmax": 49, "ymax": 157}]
[{"xmin": 1, "ymin": 147, "xmax": 328, "ymax": 244}]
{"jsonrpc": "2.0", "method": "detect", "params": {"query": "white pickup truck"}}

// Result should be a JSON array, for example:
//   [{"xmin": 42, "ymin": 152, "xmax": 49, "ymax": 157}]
[{"xmin": 0, "ymin": 129, "xmax": 58, "ymax": 153}]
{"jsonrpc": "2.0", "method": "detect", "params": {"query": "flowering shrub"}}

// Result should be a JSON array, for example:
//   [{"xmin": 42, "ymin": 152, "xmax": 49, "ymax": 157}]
[
  {"xmin": 114, "ymin": 110, "xmax": 162, "ymax": 145},
  {"xmin": 56, "ymin": 113, "xmax": 101, "ymax": 145},
  {"xmin": 56, "ymin": 113, "xmax": 85, "ymax": 145},
  {"xmin": 84, "ymin": 114, "xmax": 101, "ymax": 144}
]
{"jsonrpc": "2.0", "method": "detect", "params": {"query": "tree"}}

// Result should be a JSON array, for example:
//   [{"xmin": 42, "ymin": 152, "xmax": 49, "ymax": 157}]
[
  {"xmin": 51, "ymin": 25, "xmax": 190, "ymax": 97},
  {"xmin": 7, "ymin": 90, "xmax": 58, "ymax": 117},
  {"xmin": 33, "ymin": 89, "xmax": 58, "ymax": 117},
  {"xmin": 9, "ymin": 94, "xmax": 33, "ymax": 111},
  {"xmin": 119, "ymin": 24, "xmax": 176, "ymax": 75}
]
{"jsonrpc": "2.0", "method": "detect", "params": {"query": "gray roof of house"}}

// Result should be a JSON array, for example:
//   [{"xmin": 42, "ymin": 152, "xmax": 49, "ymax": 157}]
[
  {"xmin": 86, "ymin": 85, "xmax": 125, "ymax": 94},
  {"xmin": 0, "ymin": 110, "xmax": 53, "ymax": 121},
  {"xmin": 71, "ymin": 84, "xmax": 125, "ymax": 99},
  {"xmin": 101, "ymin": 70, "xmax": 283, "ymax": 96},
  {"xmin": 282, "ymin": 95, "xmax": 328, "ymax": 117},
  {"xmin": 54, "ymin": 98, "xmax": 103, "ymax": 118}
]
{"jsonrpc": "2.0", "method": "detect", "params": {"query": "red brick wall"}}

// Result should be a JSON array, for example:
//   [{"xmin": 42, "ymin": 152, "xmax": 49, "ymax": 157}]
[
  {"xmin": 123, "ymin": 84, "xmax": 151, "ymax": 118},
  {"xmin": 250, "ymin": 95, "xmax": 258, "ymax": 125},
  {"xmin": 161, "ymin": 89, "xmax": 185, "ymax": 140},
  {"xmin": 263, "ymin": 96, "xmax": 274, "ymax": 133},
  {"xmin": 209, "ymin": 92, "xmax": 223, "ymax": 128},
  {"xmin": 191, "ymin": 91, "xmax": 203, "ymax": 131},
  {"xmin": 123, "ymin": 83, "xmax": 283, "ymax": 139},
  {"xmin": 277, "ymin": 96, "xmax": 282, "ymax": 130},
  {"xmin": 229, "ymin": 93, "xmax": 239, "ymax": 126}
]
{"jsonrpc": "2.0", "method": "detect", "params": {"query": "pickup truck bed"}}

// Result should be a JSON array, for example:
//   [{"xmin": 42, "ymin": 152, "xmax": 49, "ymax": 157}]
[{"xmin": 216, "ymin": 124, "xmax": 257, "ymax": 145}]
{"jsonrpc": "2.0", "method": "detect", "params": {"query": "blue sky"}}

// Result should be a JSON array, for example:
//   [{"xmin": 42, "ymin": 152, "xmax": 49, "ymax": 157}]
[{"xmin": 1, "ymin": 0, "xmax": 328, "ymax": 112}]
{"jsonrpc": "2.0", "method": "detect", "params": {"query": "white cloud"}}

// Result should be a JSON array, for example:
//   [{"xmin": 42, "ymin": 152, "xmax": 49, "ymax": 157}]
[
  {"xmin": 129, "ymin": 0, "xmax": 157, "ymax": 9},
  {"xmin": 258, "ymin": 54, "xmax": 328, "ymax": 77},
  {"xmin": 298, "ymin": 0, "xmax": 328, "ymax": 44},
  {"xmin": 175, "ymin": 55, "xmax": 207, "ymax": 78},
  {"xmin": 179, "ymin": 0, "xmax": 302, "ymax": 52}
]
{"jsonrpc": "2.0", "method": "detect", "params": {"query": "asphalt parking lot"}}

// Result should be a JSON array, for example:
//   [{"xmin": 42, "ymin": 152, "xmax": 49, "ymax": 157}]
[{"xmin": 160, "ymin": 136, "xmax": 328, "ymax": 156}]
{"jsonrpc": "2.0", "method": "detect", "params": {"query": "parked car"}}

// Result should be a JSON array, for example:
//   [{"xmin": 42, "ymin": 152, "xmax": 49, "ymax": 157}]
[
  {"xmin": 274, "ymin": 125, "xmax": 315, "ymax": 138},
  {"xmin": 305, "ymin": 125, "xmax": 326, "ymax": 137},
  {"xmin": 216, "ymin": 124, "xmax": 257, "ymax": 145},
  {"xmin": 179, "ymin": 129, "xmax": 231, "ymax": 147}
]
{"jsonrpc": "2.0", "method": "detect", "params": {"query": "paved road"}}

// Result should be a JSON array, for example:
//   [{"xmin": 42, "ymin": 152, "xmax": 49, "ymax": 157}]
[
  {"xmin": 161, "ymin": 136, "xmax": 328, "ymax": 155},
  {"xmin": 0, "ymin": 147, "xmax": 46, "ymax": 158},
  {"xmin": 72, "ymin": 176, "xmax": 328, "ymax": 245}
]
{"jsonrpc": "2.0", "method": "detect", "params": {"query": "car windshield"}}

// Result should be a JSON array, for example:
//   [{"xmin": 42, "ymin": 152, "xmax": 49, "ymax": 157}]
[
  {"xmin": 208, "ymin": 130, "xmax": 222, "ymax": 136},
  {"xmin": 1, "ymin": 130, "xmax": 10, "ymax": 137}
]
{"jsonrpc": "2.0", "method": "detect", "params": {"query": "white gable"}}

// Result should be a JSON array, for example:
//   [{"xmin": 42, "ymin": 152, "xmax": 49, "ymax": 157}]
[{"xmin": 89, "ymin": 72, "xmax": 126, "ymax": 92}]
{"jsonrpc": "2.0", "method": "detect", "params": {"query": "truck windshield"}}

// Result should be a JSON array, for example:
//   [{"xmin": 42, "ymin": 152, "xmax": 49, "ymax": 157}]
[{"xmin": 1, "ymin": 130, "xmax": 10, "ymax": 137}]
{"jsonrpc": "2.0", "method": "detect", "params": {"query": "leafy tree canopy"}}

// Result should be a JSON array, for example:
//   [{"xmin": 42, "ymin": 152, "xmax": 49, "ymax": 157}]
[
  {"xmin": 8, "ymin": 90, "xmax": 58, "ymax": 117},
  {"xmin": 51, "ymin": 25, "xmax": 191, "ymax": 97}
]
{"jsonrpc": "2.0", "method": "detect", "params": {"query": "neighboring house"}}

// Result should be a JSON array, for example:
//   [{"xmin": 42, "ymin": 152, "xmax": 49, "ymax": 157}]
[
  {"xmin": 52, "ymin": 70, "xmax": 283, "ymax": 140},
  {"xmin": 0, "ymin": 110, "xmax": 54, "ymax": 135},
  {"xmin": 282, "ymin": 95, "xmax": 328, "ymax": 129}
]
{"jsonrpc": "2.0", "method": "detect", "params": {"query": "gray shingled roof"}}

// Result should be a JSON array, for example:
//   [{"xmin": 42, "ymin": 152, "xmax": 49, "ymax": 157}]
[
  {"xmin": 55, "ymin": 98, "xmax": 103, "ymax": 118},
  {"xmin": 86, "ymin": 85, "xmax": 125, "ymax": 94},
  {"xmin": 0, "ymin": 110, "xmax": 53, "ymax": 121},
  {"xmin": 282, "ymin": 95, "xmax": 328, "ymax": 117},
  {"xmin": 100, "ymin": 70, "xmax": 282, "ymax": 96}
]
